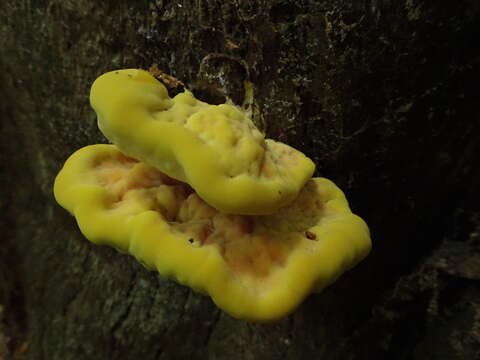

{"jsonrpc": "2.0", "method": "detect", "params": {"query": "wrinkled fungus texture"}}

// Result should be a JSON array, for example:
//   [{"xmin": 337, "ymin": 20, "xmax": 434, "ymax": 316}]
[
  {"xmin": 90, "ymin": 69, "xmax": 315, "ymax": 215},
  {"xmin": 54, "ymin": 144, "xmax": 371, "ymax": 321}
]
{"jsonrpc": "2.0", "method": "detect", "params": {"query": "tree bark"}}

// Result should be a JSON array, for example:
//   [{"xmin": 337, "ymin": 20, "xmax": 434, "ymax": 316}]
[{"xmin": 1, "ymin": 1, "xmax": 479, "ymax": 359}]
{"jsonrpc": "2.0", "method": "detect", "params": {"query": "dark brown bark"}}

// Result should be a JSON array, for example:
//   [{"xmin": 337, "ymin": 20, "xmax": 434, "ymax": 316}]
[{"xmin": 1, "ymin": 1, "xmax": 479, "ymax": 359}]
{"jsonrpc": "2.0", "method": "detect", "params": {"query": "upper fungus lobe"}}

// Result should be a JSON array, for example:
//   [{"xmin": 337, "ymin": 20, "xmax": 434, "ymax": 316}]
[
  {"xmin": 54, "ymin": 144, "xmax": 371, "ymax": 322},
  {"xmin": 90, "ymin": 69, "xmax": 315, "ymax": 215}
]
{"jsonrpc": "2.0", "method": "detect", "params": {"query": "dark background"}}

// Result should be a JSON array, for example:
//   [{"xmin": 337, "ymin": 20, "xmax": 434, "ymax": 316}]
[{"xmin": 1, "ymin": 1, "xmax": 479, "ymax": 359}]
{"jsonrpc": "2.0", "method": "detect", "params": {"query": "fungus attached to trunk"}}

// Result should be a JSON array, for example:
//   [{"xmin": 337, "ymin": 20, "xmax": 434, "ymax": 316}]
[
  {"xmin": 90, "ymin": 69, "xmax": 315, "ymax": 215},
  {"xmin": 54, "ymin": 144, "xmax": 371, "ymax": 322}
]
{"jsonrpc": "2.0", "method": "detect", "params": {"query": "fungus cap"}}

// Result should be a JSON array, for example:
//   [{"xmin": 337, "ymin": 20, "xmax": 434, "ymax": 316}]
[
  {"xmin": 90, "ymin": 69, "xmax": 315, "ymax": 215},
  {"xmin": 54, "ymin": 144, "xmax": 371, "ymax": 322}
]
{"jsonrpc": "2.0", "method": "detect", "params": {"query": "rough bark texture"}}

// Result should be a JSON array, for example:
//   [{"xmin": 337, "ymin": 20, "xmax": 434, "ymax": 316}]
[{"xmin": 1, "ymin": 1, "xmax": 479, "ymax": 359}]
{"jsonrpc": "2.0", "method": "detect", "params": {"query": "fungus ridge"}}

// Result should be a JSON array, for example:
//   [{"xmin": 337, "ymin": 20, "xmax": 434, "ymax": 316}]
[{"xmin": 90, "ymin": 69, "xmax": 315, "ymax": 214}]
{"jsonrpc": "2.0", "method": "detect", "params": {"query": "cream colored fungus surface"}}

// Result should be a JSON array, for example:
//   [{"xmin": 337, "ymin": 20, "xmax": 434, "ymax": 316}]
[{"xmin": 93, "ymin": 149, "xmax": 323, "ymax": 283}]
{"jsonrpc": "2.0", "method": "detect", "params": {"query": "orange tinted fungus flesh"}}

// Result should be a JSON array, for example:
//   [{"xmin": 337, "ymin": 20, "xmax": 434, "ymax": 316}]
[{"xmin": 54, "ymin": 144, "xmax": 371, "ymax": 321}]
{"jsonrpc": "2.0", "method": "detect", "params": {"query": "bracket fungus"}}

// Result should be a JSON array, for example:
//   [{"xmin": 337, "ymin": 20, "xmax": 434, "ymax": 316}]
[
  {"xmin": 54, "ymin": 68, "xmax": 371, "ymax": 321},
  {"xmin": 90, "ymin": 69, "xmax": 315, "ymax": 215},
  {"xmin": 54, "ymin": 144, "xmax": 370, "ymax": 322}
]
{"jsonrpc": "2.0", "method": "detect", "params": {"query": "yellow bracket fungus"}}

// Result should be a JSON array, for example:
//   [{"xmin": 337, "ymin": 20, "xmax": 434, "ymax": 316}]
[
  {"xmin": 54, "ymin": 144, "xmax": 371, "ymax": 322},
  {"xmin": 90, "ymin": 69, "xmax": 315, "ymax": 215}
]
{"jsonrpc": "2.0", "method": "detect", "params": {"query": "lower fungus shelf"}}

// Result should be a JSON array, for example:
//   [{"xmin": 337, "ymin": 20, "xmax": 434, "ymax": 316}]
[{"xmin": 54, "ymin": 144, "xmax": 371, "ymax": 321}]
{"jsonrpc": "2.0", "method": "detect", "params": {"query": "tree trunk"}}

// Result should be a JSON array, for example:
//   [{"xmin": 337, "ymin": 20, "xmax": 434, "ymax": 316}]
[{"xmin": 1, "ymin": 1, "xmax": 479, "ymax": 359}]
